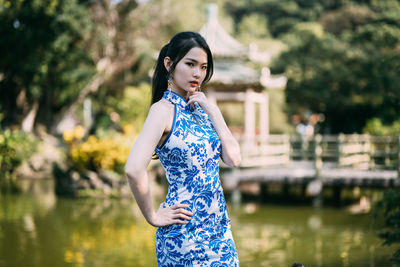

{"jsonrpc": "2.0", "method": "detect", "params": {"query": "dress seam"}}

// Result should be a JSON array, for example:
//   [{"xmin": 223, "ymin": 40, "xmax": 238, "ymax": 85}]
[{"xmin": 157, "ymin": 104, "xmax": 177, "ymax": 150}]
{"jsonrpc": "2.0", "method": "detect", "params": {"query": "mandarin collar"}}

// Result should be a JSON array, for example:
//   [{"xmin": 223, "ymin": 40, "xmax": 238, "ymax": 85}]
[{"xmin": 162, "ymin": 90, "xmax": 194, "ymax": 111}]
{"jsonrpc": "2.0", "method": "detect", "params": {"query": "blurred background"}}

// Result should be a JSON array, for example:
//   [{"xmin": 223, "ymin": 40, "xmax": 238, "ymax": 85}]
[{"xmin": 0, "ymin": 0, "xmax": 399, "ymax": 266}]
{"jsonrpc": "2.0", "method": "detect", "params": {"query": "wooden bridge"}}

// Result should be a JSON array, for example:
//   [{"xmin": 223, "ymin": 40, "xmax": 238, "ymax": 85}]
[{"xmin": 221, "ymin": 134, "xmax": 400, "ymax": 203}]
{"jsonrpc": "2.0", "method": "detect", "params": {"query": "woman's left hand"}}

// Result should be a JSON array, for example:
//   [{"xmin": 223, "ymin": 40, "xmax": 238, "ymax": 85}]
[{"xmin": 187, "ymin": 92, "xmax": 216, "ymax": 115}]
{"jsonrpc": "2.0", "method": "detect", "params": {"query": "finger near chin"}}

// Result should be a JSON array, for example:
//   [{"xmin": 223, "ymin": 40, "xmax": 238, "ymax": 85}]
[{"xmin": 174, "ymin": 219, "xmax": 188, "ymax": 225}]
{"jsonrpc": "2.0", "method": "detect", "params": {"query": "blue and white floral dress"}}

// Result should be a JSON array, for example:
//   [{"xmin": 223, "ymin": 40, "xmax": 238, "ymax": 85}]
[{"xmin": 154, "ymin": 90, "xmax": 239, "ymax": 266}]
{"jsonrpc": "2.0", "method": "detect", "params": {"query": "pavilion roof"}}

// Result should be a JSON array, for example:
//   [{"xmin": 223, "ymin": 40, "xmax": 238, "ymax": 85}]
[
  {"xmin": 211, "ymin": 60, "xmax": 260, "ymax": 88},
  {"xmin": 208, "ymin": 62, "xmax": 287, "ymax": 91},
  {"xmin": 199, "ymin": 4, "xmax": 287, "ymax": 90},
  {"xmin": 199, "ymin": 4, "xmax": 247, "ymax": 58}
]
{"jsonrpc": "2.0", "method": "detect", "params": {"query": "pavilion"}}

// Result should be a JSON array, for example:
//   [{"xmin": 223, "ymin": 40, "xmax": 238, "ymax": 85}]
[{"xmin": 199, "ymin": 4, "xmax": 287, "ymax": 143}]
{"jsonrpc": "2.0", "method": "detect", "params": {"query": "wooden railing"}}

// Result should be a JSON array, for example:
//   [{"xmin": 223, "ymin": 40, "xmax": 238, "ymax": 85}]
[
  {"xmin": 236, "ymin": 134, "xmax": 400, "ymax": 177},
  {"xmin": 369, "ymin": 136, "xmax": 399, "ymax": 169},
  {"xmin": 239, "ymin": 135, "xmax": 290, "ymax": 167}
]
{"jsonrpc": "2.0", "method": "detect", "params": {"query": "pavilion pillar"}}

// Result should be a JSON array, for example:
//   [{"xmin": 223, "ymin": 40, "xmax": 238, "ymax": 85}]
[
  {"xmin": 259, "ymin": 91, "xmax": 269, "ymax": 137},
  {"xmin": 206, "ymin": 89, "xmax": 217, "ymax": 105},
  {"xmin": 242, "ymin": 88, "xmax": 256, "ymax": 166},
  {"xmin": 244, "ymin": 88, "xmax": 255, "ymax": 142}
]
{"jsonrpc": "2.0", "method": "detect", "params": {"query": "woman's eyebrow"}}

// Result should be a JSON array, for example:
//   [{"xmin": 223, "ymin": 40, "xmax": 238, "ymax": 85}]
[{"xmin": 184, "ymin": 57, "xmax": 208, "ymax": 65}]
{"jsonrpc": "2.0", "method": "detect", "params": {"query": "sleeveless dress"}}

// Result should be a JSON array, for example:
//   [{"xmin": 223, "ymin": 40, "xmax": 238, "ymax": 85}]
[{"xmin": 154, "ymin": 90, "xmax": 239, "ymax": 266}]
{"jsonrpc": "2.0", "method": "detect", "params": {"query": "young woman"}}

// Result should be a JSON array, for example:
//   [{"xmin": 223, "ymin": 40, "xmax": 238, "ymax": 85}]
[{"xmin": 125, "ymin": 31, "xmax": 241, "ymax": 266}]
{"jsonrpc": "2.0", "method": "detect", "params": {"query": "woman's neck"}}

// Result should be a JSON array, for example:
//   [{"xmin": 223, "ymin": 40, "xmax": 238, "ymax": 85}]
[{"xmin": 171, "ymin": 88, "xmax": 189, "ymax": 102}]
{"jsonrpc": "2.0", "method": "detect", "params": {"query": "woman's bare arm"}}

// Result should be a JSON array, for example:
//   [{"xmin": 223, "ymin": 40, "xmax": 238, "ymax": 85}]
[
  {"xmin": 187, "ymin": 92, "xmax": 241, "ymax": 167},
  {"xmin": 125, "ymin": 101, "xmax": 193, "ymax": 227}
]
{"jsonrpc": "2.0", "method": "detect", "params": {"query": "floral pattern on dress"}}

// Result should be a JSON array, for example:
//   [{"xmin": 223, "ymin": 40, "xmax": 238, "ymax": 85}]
[{"xmin": 154, "ymin": 90, "xmax": 239, "ymax": 266}]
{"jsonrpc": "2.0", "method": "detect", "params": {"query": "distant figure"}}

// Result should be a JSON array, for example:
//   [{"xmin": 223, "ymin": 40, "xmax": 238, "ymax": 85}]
[
  {"xmin": 292, "ymin": 113, "xmax": 321, "ymax": 137},
  {"xmin": 292, "ymin": 263, "xmax": 307, "ymax": 267},
  {"xmin": 125, "ymin": 32, "xmax": 241, "ymax": 266},
  {"xmin": 296, "ymin": 120, "xmax": 314, "ymax": 137}
]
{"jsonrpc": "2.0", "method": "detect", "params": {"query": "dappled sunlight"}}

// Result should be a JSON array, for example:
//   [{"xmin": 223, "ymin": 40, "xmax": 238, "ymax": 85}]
[
  {"xmin": 64, "ymin": 221, "xmax": 156, "ymax": 266},
  {"xmin": 0, "ymin": 187, "xmax": 395, "ymax": 267},
  {"xmin": 229, "ymin": 205, "xmax": 393, "ymax": 266},
  {"xmin": 0, "ymin": 192, "xmax": 157, "ymax": 267}
]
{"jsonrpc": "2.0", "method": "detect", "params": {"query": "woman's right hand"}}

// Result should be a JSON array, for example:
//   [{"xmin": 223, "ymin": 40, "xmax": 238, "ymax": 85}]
[{"xmin": 148, "ymin": 202, "xmax": 193, "ymax": 227}]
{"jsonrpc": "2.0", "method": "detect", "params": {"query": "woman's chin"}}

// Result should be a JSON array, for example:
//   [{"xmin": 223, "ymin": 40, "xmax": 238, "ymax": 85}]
[{"xmin": 186, "ymin": 87, "xmax": 197, "ymax": 93}]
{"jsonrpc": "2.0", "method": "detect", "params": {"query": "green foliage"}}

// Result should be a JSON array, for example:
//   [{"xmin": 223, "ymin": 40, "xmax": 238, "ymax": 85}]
[
  {"xmin": 96, "ymin": 83, "xmax": 151, "ymax": 135},
  {"xmin": 264, "ymin": 2, "xmax": 400, "ymax": 134},
  {"xmin": 225, "ymin": 1, "xmax": 400, "ymax": 134},
  {"xmin": 0, "ymin": 0, "xmax": 186, "ymax": 133},
  {"xmin": 70, "ymin": 0, "xmax": 197, "ymax": 136},
  {"xmin": 0, "ymin": 0, "xmax": 95, "ymax": 127},
  {"xmin": 237, "ymin": 13, "xmax": 270, "ymax": 40},
  {"xmin": 375, "ymin": 189, "xmax": 400, "ymax": 265},
  {"xmin": 269, "ymin": 90, "xmax": 294, "ymax": 134},
  {"xmin": 363, "ymin": 118, "xmax": 400, "ymax": 136},
  {"xmin": 1, "ymin": 0, "xmax": 398, "ymax": 138},
  {"xmin": 0, "ymin": 129, "xmax": 37, "ymax": 192},
  {"xmin": 226, "ymin": 0, "xmax": 335, "ymax": 37},
  {"xmin": 0, "ymin": 129, "xmax": 37, "ymax": 174},
  {"xmin": 319, "ymin": 5, "xmax": 374, "ymax": 36},
  {"xmin": 69, "ymin": 83, "xmax": 152, "ymax": 174},
  {"xmin": 218, "ymin": 102, "xmax": 244, "ymax": 128}
]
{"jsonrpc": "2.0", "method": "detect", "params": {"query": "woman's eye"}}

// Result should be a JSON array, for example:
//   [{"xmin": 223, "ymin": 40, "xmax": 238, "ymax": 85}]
[
  {"xmin": 202, "ymin": 66, "xmax": 208, "ymax": 70},
  {"xmin": 187, "ymin": 62, "xmax": 194, "ymax": 67}
]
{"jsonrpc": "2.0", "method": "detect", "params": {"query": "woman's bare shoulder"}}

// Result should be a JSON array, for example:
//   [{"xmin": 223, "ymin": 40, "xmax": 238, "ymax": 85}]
[
  {"xmin": 147, "ymin": 99, "xmax": 174, "ymax": 121},
  {"xmin": 150, "ymin": 99, "xmax": 174, "ymax": 113}
]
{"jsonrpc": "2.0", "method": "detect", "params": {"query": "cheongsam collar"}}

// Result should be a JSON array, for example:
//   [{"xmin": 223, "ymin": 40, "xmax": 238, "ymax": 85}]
[{"xmin": 162, "ymin": 90, "xmax": 193, "ymax": 112}]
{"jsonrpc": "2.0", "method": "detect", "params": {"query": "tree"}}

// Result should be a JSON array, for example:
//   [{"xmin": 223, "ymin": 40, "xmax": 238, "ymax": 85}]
[
  {"xmin": 225, "ymin": 1, "xmax": 400, "ymax": 134},
  {"xmin": 225, "ymin": 0, "xmax": 341, "ymax": 37},
  {"xmin": 272, "ymin": 27, "xmax": 365, "ymax": 133},
  {"xmin": 0, "ymin": 0, "xmax": 94, "ymax": 132},
  {"xmin": 0, "ymin": 0, "xmax": 183, "ymax": 134}
]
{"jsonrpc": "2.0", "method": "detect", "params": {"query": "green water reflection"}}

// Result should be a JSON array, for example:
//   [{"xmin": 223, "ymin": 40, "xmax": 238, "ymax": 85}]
[{"xmin": 0, "ymin": 180, "xmax": 395, "ymax": 267}]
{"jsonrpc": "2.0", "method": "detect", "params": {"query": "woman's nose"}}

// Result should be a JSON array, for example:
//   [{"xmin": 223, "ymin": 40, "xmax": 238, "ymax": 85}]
[{"xmin": 193, "ymin": 67, "xmax": 200, "ymax": 78}]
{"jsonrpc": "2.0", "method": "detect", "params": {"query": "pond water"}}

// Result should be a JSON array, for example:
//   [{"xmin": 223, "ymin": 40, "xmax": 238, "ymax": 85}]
[{"xmin": 0, "ymin": 179, "xmax": 396, "ymax": 267}]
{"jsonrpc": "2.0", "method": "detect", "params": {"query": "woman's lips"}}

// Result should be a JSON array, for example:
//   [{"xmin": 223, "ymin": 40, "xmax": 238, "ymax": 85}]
[{"xmin": 190, "ymin": 82, "xmax": 198, "ymax": 87}]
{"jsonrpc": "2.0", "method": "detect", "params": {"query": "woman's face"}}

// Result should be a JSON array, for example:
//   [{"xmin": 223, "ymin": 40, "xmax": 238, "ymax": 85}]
[{"xmin": 166, "ymin": 47, "xmax": 208, "ymax": 97}]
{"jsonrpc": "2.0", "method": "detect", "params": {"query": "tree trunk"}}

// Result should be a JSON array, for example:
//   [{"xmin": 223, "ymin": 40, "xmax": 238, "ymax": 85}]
[
  {"xmin": 21, "ymin": 101, "xmax": 39, "ymax": 133},
  {"xmin": 53, "ymin": 75, "xmax": 105, "ymax": 135}
]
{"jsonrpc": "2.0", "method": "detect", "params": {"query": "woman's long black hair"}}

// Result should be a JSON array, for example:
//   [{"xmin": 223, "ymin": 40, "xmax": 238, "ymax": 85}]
[{"xmin": 151, "ymin": 31, "xmax": 214, "ymax": 104}]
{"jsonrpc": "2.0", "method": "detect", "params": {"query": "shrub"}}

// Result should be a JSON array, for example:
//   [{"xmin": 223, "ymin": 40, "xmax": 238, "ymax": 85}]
[
  {"xmin": 97, "ymin": 83, "xmax": 151, "ymax": 135},
  {"xmin": 70, "ymin": 135, "xmax": 130, "ymax": 174},
  {"xmin": 375, "ymin": 189, "xmax": 400, "ymax": 265},
  {"xmin": 63, "ymin": 125, "xmax": 131, "ymax": 175},
  {"xmin": 363, "ymin": 118, "xmax": 400, "ymax": 136},
  {"xmin": 0, "ymin": 129, "xmax": 37, "ymax": 192}
]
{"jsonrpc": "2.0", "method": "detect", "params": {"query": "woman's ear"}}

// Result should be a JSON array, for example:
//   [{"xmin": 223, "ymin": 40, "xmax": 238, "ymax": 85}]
[{"xmin": 164, "ymin": 57, "xmax": 172, "ymax": 73}]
